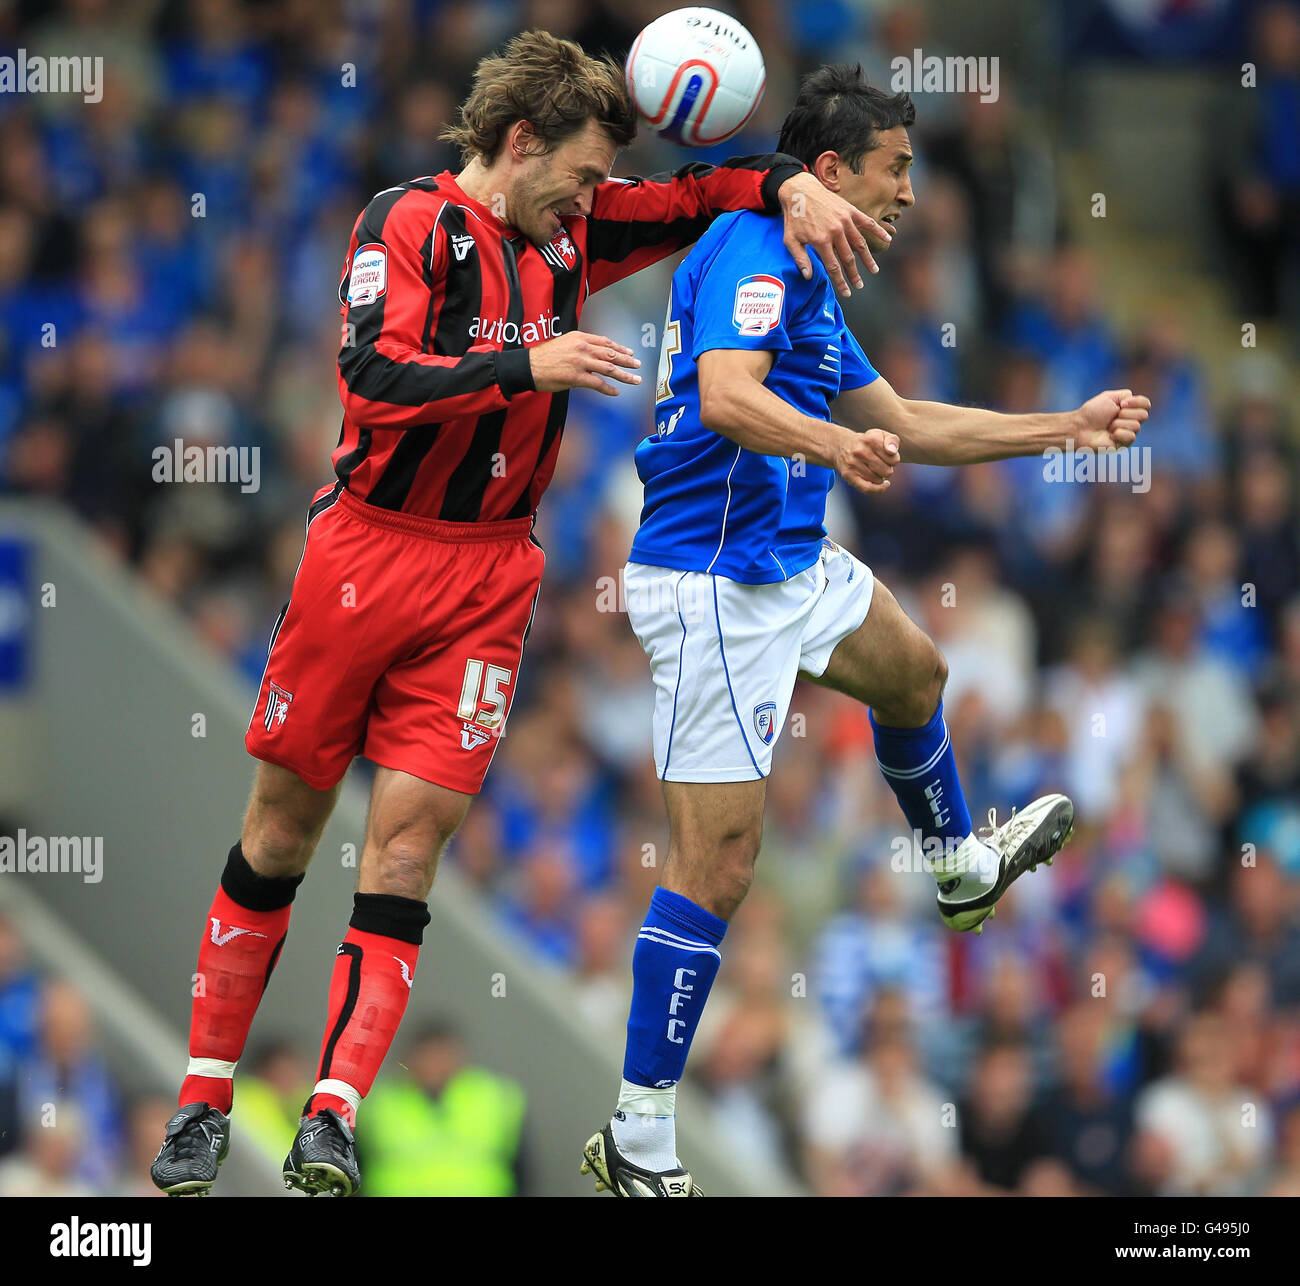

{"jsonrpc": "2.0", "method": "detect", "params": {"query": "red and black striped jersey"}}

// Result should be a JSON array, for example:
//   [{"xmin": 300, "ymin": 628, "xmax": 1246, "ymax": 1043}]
[{"xmin": 331, "ymin": 158, "xmax": 805, "ymax": 522}]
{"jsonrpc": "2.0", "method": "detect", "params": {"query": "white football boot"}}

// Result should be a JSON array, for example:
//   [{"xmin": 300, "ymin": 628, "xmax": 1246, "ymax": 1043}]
[{"xmin": 936, "ymin": 794, "xmax": 1074, "ymax": 933}]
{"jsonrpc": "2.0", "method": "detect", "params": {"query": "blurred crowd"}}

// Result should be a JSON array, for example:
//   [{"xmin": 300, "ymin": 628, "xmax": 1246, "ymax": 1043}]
[
  {"xmin": 0, "ymin": 912, "xmax": 145, "ymax": 1195},
  {"xmin": 1, "ymin": 0, "xmax": 1299, "ymax": 1196}
]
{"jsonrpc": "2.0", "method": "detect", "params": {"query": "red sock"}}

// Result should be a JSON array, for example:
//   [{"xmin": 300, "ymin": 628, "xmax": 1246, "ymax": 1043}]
[
  {"xmin": 306, "ymin": 894, "xmax": 430, "ymax": 1128},
  {"xmin": 179, "ymin": 845, "xmax": 303, "ymax": 1113}
]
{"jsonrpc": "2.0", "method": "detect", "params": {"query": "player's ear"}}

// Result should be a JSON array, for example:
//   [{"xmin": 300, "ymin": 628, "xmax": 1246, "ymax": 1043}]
[
  {"xmin": 812, "ymin": 150, "xmax": 839, "ymax": 191},
  {"xmin": 510, "ymin": 121, "xmax": 541, "ymax": 160}
]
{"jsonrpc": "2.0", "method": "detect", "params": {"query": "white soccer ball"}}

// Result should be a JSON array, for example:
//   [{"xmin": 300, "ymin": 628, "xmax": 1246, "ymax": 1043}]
[{"xmin": 625, "ymin": 7, "xmax": 766, "ymax": 147}]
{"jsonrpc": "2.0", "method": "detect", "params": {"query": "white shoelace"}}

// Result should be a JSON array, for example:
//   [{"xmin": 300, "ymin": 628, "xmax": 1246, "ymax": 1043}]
[{"xmin": 979, "ymin": 805, "xmax": 1014, "ymax": 837}]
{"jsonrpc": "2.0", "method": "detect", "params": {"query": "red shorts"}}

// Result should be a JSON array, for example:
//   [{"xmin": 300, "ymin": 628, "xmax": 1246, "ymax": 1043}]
[{"xmin": 246, "ymin": 485, "xmax": 545, "ymax": 795}]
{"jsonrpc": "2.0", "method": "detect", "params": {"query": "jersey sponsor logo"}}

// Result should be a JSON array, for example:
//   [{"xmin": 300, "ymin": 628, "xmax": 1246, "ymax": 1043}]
[
  {"xmin": 733, "ymin": 273, "xmax": 784, "ymax": 337},
  {"xmin": 210, "ymin": 917, "xmax": 268, "ymax": 947},
  {"xmin": 265, "ymin": 682, "xmax": 293, "ymax": 731},
  {"xmin": 451, "ymin": 233, "xmax": 475, "ymax": 262},
  {"xmin": 753, "ymin": 701, "xmax": 777, "ymax": 745},
  {"xmin": 346, "ymin": 242, "xmax": 387, "ymax": 306},
  {"xmin": 469, "ymin": 312, "xmax": 561, "ymax": 345}
]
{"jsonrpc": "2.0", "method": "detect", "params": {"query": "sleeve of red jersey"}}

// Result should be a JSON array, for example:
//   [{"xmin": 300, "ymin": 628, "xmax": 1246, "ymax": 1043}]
[
  {"xmin": 337, "ymin": 190, "xmax": 535, "ymax": 429},
  {"xmin": 584, "ymin": 153, "xmax": 807, "ymax": 295}
]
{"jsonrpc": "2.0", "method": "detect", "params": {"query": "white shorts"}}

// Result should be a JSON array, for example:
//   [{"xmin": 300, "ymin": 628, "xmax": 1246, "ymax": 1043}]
[{"xmin": 625, "ymin": 539, "xmax": 875, "ymax": 782}]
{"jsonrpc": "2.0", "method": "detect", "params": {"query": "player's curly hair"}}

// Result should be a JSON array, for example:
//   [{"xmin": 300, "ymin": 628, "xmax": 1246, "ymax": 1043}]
[
  {"xmin": 441, "ymin": 30, "xmax": 637, "ymax": 165},
  {"xmin": 777, "ymin": 63, "xmax": 915, "ymax": 173}
]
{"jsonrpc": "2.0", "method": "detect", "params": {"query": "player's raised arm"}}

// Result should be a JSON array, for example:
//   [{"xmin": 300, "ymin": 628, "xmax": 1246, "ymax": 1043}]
[
  {"xmin": 336, "ymin": 189, "xmax": 536, "ymax": 430},
  {"xmin": 585, "ymin": 158, "xmax": 888, "ymax": 295},
  {"xmin": 833, "ymin": 373, "xmax": 1152, "ymax": 465},
  {"xmin": 698, "ymin": 348, "xmax": 899, "ymax": 494}
]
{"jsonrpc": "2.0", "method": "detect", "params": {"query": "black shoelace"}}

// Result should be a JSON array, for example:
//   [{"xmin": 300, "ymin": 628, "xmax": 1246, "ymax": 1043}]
[{"xmin": 169, "ymin": 1118, "xmax": 217, "ymax": 1161}]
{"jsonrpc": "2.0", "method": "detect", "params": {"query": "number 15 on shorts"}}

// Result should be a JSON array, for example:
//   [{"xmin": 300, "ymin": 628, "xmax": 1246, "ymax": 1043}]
[{"xmin": 458, "ymin": 658, "xmax": 512, "ymax": 733}]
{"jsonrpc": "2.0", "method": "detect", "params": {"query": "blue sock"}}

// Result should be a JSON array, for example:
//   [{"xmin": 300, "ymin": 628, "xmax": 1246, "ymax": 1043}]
[
  {"xmin": 869, "ymin": 698, "xmax": 973, "ymax": 847},
  {"xmin": 622, "ymin": 887, "xmax": 727, "ymax": 1089}
]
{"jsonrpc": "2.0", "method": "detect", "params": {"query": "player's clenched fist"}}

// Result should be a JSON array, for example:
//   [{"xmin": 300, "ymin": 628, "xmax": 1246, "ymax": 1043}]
[
  {"xmin": 832, "ymin": 426, "xmax": 901, "ymax": 495},
  {"xmin": 1073, "ymin": 389, "xmax": 1151, "ymax": 451},
  {"xmin": 527, "ymin": 332, "xmax": 643, "ymax": 397}
]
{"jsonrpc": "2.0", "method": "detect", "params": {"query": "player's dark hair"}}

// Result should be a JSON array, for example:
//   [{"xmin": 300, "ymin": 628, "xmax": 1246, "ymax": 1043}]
[
  {"xmin": 776, "ymin": 63, "xmax": 915, "ymax": 173},
  {"xmin": 442, "ymin": 30, "xmax": 637, "ymax": 165}
]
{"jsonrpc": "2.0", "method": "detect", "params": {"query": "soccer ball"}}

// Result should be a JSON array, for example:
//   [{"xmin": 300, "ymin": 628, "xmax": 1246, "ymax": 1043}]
[{"xmin": 625, "ymin": 7, "xmax": 766, "ymax": 147}]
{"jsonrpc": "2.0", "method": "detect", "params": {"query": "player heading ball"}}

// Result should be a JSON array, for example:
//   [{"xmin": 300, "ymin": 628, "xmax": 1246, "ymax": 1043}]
[
  {"xmin": 151, "ymin": 30, "xmax": 890, "ymax": 1197},
  {"xmin": 581, "ymin": 63, "xmax": 1150, "ymax": 1197}
]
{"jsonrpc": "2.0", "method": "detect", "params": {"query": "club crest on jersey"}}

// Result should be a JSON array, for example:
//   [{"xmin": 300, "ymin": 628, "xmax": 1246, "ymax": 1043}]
[
  {"xmin": 265, "ymin": 683, "xmax": 293, "ymax": 731},
  {"xmin": 548, "ymin": 230, "xmax": 577, "ymax": 271},
  {"xmin": 733, "ymin": 274, "xmax": 784, "ymax": 337},
  {"xmin": 346, "ymin": 242, "xmax": 387, "ymax": 306},
  {"xmin": 753, "ymin": 701, "xmax": 778, "ymax": 745}
]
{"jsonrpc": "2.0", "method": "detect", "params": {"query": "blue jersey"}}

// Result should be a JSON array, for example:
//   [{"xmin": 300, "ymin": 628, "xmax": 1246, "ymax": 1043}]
[{"xmin": 629, "ymin": 209, "xmax": 878, "ymax": 584}]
